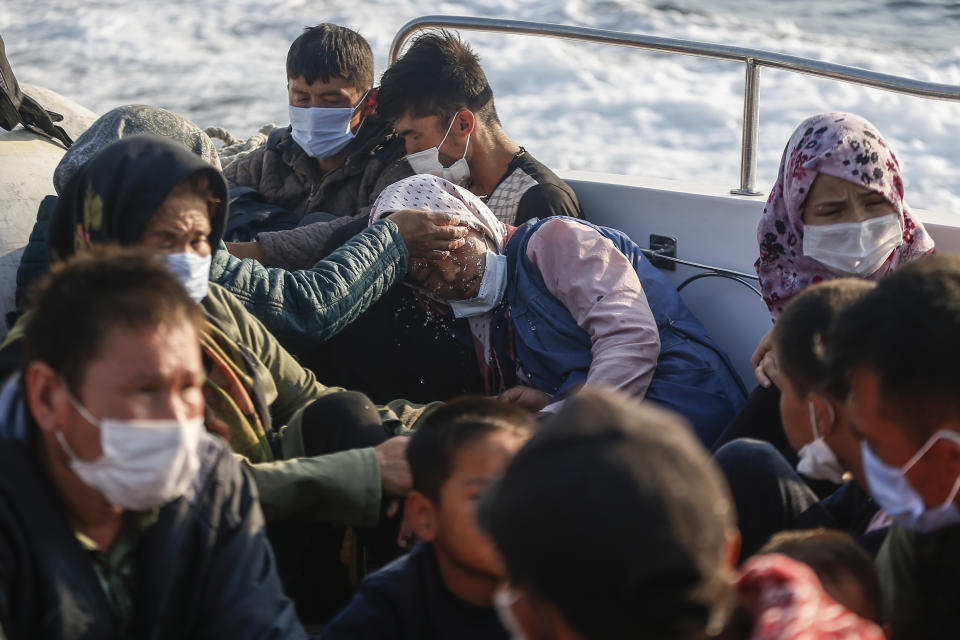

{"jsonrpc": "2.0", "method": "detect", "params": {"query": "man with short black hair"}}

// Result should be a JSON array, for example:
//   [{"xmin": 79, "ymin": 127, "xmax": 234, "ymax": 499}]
[
  {"xmin": 225, "ymin": 23, "xmax": 410, "ymax": 265},
  {"xmin": 827, "ymin": 253, "xmax": 960, "ymax": 639},
  {"xmin": 378, "ymin": 31, "xmax": 582, "ymax": 225},
  {"xmin": 0, "ymin": 247, "xmax": 305, "ymax": 639}
]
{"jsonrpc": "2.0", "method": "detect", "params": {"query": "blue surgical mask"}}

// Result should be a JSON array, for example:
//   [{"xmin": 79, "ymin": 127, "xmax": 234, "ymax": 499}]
[
  {"xmin": 861, "ymin": 430, "xmax": 960, "ymax": 533},
  {"xmin": 163, "ymin": 252, "xmax": 211, "ymax": 302},
  {"xmin": 289, "ymin": 95, "xmax": 365, "ymax": 159},
  {"xmin": 448, "ymin": 251, "xmax": 507, "ymax": 318}
]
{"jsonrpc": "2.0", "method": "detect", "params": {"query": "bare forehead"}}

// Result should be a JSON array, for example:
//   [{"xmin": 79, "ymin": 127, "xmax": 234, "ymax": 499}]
[
  {"xmin": 810, "ymin": 172, "xmax": 878, "ymax": 197},
  {"xmin": 148, "ymin": 193, "xmax": 212, "ymax": 231},
  {"xmin": 289, "ymin": 75, "xmax": 362, "ymax": 97},
  {"xmin": 394, "ymin": 112, "xmax": 444, "ymax": 135}
]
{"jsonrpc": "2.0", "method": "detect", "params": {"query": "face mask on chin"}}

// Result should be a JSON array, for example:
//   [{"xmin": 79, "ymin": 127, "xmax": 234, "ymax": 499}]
[
  {"xmin": 405, "ymin": 113, "xmax": 472, "ymax": 186},
  {"xmin": 861, "ymin": 430, "xmax": 960, "ymax": 533},
  {"xmin": 802, "ymin": 212, "xmax": 903, "ymax": 276},
  {"xmin": 796, "ymin": 399, "xmax": 846, "ymax": 484},
  {"xmin": 57, "ymin": 385, "xmax": 205, "ymax": 511}
]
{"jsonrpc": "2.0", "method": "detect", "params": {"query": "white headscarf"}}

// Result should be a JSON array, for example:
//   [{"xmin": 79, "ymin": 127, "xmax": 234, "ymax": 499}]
[{"xmin": 369, "ymin": 174, "xmax": 507, "ymax": 251}]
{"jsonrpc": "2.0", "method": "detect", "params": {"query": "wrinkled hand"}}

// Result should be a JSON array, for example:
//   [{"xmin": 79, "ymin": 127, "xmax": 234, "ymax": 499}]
[
  {"xmin": 388, "ymin": 210, "xmax": 469, "ymax": 259},
  {"xmin": 750, "ymin": 326, "xmax": 780, "ymax": 388},
  {"xmin": 225, "ymin": 241, "xmax": 264, "ymax": 262},
  {"xmin": 498, "ymin": 386, "xmax": 552, "ymax": 412},
  {"xmin": 374, "ymin": 436, "xmax": 413, "ymax": 497}
]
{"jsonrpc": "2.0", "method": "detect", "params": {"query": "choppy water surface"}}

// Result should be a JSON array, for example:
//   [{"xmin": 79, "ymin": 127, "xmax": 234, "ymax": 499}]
[{"xmin": 3, "ymin": 0, "xmax": 959, "ymax": 212}]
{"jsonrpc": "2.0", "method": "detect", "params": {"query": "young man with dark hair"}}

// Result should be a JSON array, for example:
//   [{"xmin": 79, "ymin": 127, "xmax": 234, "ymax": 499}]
[
  {"xmin": 322, "ymin": 397, "xmax": 536, "ymax": 639},
  {"xmin": 377, "ymin": 30, "xmax": 582, "ymax": 225},
  {"xmin": 0, "ymin": 248, "xmax": 306, "ymax": 639},
  {"xmin": 225, "ymin": 23, "xmax": 411, "ymax": 262},
  {"xmin": 826, "ymin": 253, "xmax": 960, "ymax": 639},
  {"xmin": 714, "ymin": 279, "xmax": 888, "ymax": 558}
]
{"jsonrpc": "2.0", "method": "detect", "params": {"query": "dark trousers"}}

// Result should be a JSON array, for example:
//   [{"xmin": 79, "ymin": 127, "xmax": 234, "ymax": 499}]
[{"xmin": 267, "ymin": 391, "xmax": 395, "ymax": 625}]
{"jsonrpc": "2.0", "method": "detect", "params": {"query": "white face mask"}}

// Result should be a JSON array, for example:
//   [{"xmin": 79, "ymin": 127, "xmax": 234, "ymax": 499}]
[
  {"xmin": 447, "ymin": 251, "xmax": 508, "ymax": 318},
  {"xmin": 163, "ymin": 252, "xmax": 210, "ymax": 303},
  {"xmin": 796, "ymin": 399, "xmax": 845, "ymax": 484},
  {"xmin": 862, "ymin": 430, "xmax": 960, "ymax": 533},
  {"xmin": 289, "ymin": 96, "xmax": 365, "ymax": 159},
  {"xmin": 802, "ymin": 213, "xmax": 903, "ymax": 276},
  {"xmin": 493, "ymin": 588, "xmax": 528, "ymax": 640},
  {"xmin": 405, "ymin": 113, "xmax": 472, "ymax": 186},
  {"xmin": 58, "ymin": 389, "xmax": 204, "ymax": 511}
]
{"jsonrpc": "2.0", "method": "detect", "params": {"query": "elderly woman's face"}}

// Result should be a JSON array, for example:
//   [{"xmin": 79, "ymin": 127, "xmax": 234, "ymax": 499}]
[
  {"xmin": 408, "ymin": 229, "xmax": 489, "ymax": 300},
  {"xmin": 139, "ymin": 191, "xmax": 212, "ymax": 257}
]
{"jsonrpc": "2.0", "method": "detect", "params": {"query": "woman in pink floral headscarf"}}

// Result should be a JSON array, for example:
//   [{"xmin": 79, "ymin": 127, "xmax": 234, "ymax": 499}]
[{"xmin": 751, "ymin": 112, "xmax": 934, "ymax": 385}]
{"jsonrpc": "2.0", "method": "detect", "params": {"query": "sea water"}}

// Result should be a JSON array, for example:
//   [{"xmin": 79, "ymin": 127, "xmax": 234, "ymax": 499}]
[{"xmin": 3, "ymin": 0, "xmax": 959, "ymax": 213}]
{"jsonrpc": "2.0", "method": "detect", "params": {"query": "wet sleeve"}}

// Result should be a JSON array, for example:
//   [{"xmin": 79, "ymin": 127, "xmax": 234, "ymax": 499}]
[
  {"xmin": 210, "ymin": 219, "xmax": 409, "ymax": 353},
  {"xmin": 526, "ymin": 219, "xmax": 660, "ymax": 399}
]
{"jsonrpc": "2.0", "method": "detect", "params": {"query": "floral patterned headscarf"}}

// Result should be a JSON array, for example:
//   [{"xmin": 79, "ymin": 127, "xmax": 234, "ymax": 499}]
[{"xmin": 756, "ymin": 112, "xmax": 934, "ymax": 317}]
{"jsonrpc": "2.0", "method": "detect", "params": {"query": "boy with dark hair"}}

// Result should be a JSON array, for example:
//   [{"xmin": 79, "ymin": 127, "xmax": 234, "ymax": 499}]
[
  {"xmin": 826, "ymin": 254, "xmax": 960, "ymax": 639},
  {"xmin": 322, "ymin": 397, "xmax": 536, "ymax": 639},
  {"xmin": 714, "ymin": 279, "xmax": 888, "ymax": 558},
  {"xmin": 759, "ymin": 529, "xmax": 885, "ymax": 625},
  {"xmin": 224, "ymin": 23, "xmax": 410, "ymax": 245},
  {"xmin": 377, "ymin": 30, "xmax": 582, "ymax": 225},
  {"xmin": 0, "ymin": 247, "xmax": 306, "ymax": 639}
]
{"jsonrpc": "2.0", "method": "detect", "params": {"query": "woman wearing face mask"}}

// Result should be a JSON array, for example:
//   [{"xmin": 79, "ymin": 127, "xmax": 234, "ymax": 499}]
[
  {"xmin": 369, "ymin": 175, "xmax": 747, "ymax": 446},
  {"xmin": 24, "ymin": 134, "xmax": 452, "ymax": 622},
  {"xmin": 712, "ymin": 112, "xmax": 934, "ymax": 457}
]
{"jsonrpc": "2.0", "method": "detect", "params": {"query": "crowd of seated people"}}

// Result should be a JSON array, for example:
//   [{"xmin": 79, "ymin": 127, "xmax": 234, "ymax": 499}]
[{"xmin": 0, "ymin": 18, "xmax": 958, "ymax": 640}]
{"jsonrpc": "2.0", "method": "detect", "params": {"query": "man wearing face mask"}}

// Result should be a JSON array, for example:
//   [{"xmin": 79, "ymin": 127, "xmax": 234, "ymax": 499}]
[
  {"xmin": 0, "ymin": 249, "xmax": 306, "ymax": 639},
  {"xmin": 826, "ymin": 254, "xmax": 960, "ymax": 639},
  {"xmin": 224, "ymin": 23, "xmax": 412, "ymax": 267},
  {"xmin": 714, "ymin": 279, "xmax": 890, "ymax": 559}
]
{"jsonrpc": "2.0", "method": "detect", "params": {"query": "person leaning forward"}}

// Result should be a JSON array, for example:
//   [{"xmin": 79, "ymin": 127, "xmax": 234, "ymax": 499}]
[{"xmin": 0, "ymin": 247, "xmax": 306, "ymax": 640}]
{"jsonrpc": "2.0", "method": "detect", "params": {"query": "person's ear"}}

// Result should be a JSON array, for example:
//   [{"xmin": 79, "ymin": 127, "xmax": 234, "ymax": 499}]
[
  {"xmin": 25, "ymin": 360, "xmax": 67, "ymax": 435},
  {"xmin": 361, "ymin": 87, "xmax": 378, "ymax": 117},
  {"xmin": 806, "ymin": 393, "xmax": 837, "ymax": 438},
  {"xmin": 404, "ymin": 491, "xmax": 439, "ymax": 542},
  {"xmin": 724, "ymin": 527, "xmax": 742, "ymax": 568},
  {"xmin": 456, "ymin": 110, "xmax": 476, "ymax": 137}
]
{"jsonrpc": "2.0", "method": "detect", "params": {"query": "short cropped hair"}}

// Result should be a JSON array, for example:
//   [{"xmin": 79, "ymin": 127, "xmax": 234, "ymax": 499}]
[
  {"xmin": 479, "ymin": 391, "xmax": 738, "ymax": 640},
  {"xmin": 827, "ymin": 254, "xmax": 960, "ymax": 442},
  {"xmin": 406, "ymin": 396, "xmax": 536, "ymax": 503},
  {"xmin": 23, "ymin": 246, "xmax": 205, "ymax": 394},
  {"xmin": 286, "ymin": 24, "xmax": 374, "ymax": 90},
  {"xmin": 760, "ymin": 529, "xmax": 883, "ymax": 623},
  {"xmin": 772, "ymin": 279, "xmax": 875, "ymax": 397},
  {"xmin": 377, "ymin": 31, "xmax": 500, "ymax": 128}
]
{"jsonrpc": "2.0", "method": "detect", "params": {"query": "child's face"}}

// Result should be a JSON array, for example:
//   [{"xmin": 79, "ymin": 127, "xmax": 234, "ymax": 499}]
[{"xmin": 434, "ymin": 430, "xmax": 527, "ymax": 580}]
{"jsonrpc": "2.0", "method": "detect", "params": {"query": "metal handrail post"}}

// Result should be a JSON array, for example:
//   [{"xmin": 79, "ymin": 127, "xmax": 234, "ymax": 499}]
[{"xmin": 733, "ymin": 61, "xmax": 762, "ymax": 195}]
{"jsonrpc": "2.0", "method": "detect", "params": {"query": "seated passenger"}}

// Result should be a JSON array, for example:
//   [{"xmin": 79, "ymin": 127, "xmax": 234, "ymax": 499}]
[
  {"xmin": 224, "ymin": 23, "xmax": 410, "ymax": 236},
  {"xmin": 322, "ymin": 397, "xmax": 535, "ymax": 639},
  {"xmin": 827, "ymin": 254, "xmax": 960, "ymax": 638},
  {"xmin": 370, "ymin": 174, "xmax": 745, "ymax": 444},
  {"xmin": 714, "ymin": 280, "xmax": 889, "ymax": 557},
  {"xmin": 478, "ymin": 390, "xmax": 884, "ymax": 639},
  {"xmin": 714, "ymin": 112, "xmax": 934, "ymax": 458},
  {"xmin": 759, "ymin": 529, "xmax": 885, "ymax": 627},
  {"xmin": 0, "ymin": 248, "xmax": 305, "ymax": 639},
  {"xmin": 13, "ymin": 134, "xmax": 442, "ymax": 622}
]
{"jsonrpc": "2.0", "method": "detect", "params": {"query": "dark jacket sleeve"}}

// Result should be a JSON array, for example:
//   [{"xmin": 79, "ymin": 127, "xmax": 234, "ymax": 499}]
[
  {"xmin": 210, "ymin": 219, "xmax": 408, "ymax": 352},
  {"xmin": 321, "ymin": 587, "xmax": 399, "ymax": 640},
  {"xmin": 257, "ymin": 214, "xmax": 365, "ymax": 270},
  {"xmin": 191, "ymin": 450, "xmax": 308, "ymax": 640},
  {"xmin": 15, "ymin": 195, "xmax": 57, "ymax": 313},
  {"xmin": 515, "ymin": 182, "xmax": 583, "ymax": 223}
]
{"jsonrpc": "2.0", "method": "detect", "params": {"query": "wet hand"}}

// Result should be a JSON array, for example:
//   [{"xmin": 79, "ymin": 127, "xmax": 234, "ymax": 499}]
[
  {"xmin": 750, "ymin": 326, "xmax": 780, "ymax": 388},
  {"xmin": 374, "ymin": 436, "xmax": 413, "ymax": 497},
  {"xmin": 388, "ymin": 210, "xmax": 469, "ymax": 259},
  {"xmin": 498, "ymin": 386, "xmax": 552, "ymax": 412}
]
